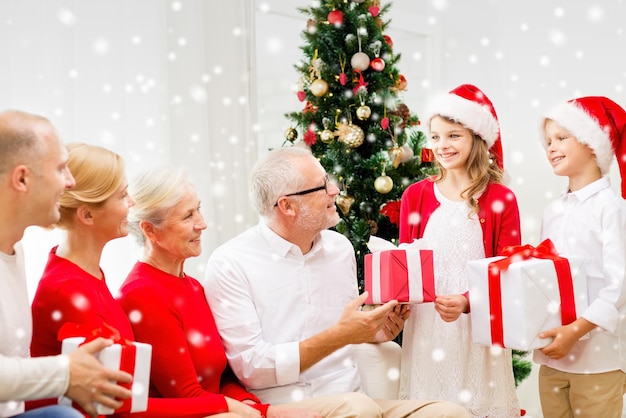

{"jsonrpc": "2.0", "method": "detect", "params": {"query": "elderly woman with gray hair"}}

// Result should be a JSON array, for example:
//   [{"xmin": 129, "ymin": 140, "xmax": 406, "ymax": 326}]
[{"xmin": 117, "ymin": 166, "xmax": 320, "ymax": 418}]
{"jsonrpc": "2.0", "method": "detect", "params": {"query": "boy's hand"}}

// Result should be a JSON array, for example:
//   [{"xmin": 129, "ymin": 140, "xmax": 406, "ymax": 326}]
[{"xmin": 539, "ymin": 317, "xmax": 596, "ymax": 359}]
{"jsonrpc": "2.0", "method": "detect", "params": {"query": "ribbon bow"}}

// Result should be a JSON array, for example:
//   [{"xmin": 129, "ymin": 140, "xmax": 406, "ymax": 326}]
[
  {"xmin": 487, "ymin": 239, "xmax": 576, "ymax": 347},
  {"xmin": 59, "ymin": 322, "xmax": 136, "ymax": 413},
  {"xmin": 58, "ymin": 322, "xmax": 132, "ymax": 346}
]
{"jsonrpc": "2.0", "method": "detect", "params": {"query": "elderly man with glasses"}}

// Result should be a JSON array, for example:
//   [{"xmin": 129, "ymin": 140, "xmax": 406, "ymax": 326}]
[{"xmin": 203, "ymin": 147, "xmax": 469, "ymax": 418}]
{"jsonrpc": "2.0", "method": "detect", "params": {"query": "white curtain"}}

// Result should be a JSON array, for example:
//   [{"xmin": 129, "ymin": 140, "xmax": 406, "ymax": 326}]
[{"xmin": 0, "ymin": 0, "xmax": 259, "ymax": 295}]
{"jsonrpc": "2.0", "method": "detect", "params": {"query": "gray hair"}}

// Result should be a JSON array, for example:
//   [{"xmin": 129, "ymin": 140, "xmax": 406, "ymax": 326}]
[
  {"xmin": 250, "ymin": 147, "xmax": 311, "ymax": 219},
  {"xmin": 128, "ymin": 165, "xmax": 194, "ymax": 245}
]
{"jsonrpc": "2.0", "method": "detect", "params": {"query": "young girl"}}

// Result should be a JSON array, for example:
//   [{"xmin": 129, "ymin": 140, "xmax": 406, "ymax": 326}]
[{"xmin": 398, "ymin": 84, "xmax": 521, "ymax": 417}]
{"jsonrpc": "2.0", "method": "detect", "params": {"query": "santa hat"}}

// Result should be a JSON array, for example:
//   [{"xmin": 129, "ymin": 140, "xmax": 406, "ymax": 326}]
[
  {"xmin": 540, "ymin": 96, "xmax": 626, "ymax": 198},
  {"xmin": 425, "ymin": 84, "xmax": 504, "ymax": 169}
]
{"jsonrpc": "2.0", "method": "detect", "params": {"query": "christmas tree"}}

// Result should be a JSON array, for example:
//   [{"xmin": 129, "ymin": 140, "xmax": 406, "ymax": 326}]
[
  {"xmin": 284, "ymin": 0, "xmax": 433, "ymax": 290},
  {"xmin": 283, "ymin": 0, "xmax": 532, "ymax": 388}
]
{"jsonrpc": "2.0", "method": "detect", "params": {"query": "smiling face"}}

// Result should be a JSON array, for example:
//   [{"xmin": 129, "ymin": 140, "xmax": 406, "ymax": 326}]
[
  {"xmin": 150, "ymin": 186, "xmax": 207, "ymax": 261},
  {"xmin": 91, "ymin": 179, "xmax": 135, "ymax": 241},
  {"xmin": 544, "ymin": 119, "xmax": 599, "ymax": 179},
  {"xmin": 429, "ymin": 115, "xmax": 475, "ymax": 172},
  {"xmin": 292, "ymin": 155, "xmax": 341, "ymax": 232},
  {"xmin": 29, "ymin": 125, "xmax": 76, "ymax": 227}
]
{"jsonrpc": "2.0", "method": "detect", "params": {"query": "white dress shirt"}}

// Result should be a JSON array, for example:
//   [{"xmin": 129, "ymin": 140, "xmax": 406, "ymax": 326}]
[
  {"xmin": 203, "ymin": 221, "xmax": 361, "ymax": 404},
  {"xmin": 0, "ymin": 243, "xmax": 70, "ymax": 417},
  {"xmin": 533, "ymin": 177, "xmax": 626, "ymax": 373}
]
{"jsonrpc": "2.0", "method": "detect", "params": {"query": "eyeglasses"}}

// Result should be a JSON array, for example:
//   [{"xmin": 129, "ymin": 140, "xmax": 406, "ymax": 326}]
[{"xmin": 274, "ymin": 174, "xmax": 331, "ymax": 207}]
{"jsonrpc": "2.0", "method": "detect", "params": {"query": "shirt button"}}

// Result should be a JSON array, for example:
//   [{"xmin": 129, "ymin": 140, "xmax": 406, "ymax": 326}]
[{"xmin": 480, "ymin": 218, "xmax": 485, "ymax": 223}]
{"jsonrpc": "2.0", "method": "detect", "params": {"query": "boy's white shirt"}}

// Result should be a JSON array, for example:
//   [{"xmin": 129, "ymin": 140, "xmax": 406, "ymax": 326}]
[{"xmin": 534, "ymin": 177, "xmax": 626, "ymax": 373}]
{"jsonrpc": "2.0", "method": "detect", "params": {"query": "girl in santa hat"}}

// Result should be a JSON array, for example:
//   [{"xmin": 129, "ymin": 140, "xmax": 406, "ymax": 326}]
[
  {"xmin": 398, "ymin": 84, "xmax": 521, "ymax": 417},
  {"xmin": 535, "ymin": 96, "xmax": 626, "ymax": 418}
]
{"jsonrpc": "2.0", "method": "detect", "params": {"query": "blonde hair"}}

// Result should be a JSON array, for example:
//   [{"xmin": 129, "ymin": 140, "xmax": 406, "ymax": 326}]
[
  {"xmin": 57, "ymin": 143, "xmax": 125, "ymax": 228},
  {"xmin": 128, "ymin": 166, "xmax": 193, "ymax": 245},
  {"xmin": 433, "ymin": 116, "xmax": 503, "ymax": 215}
]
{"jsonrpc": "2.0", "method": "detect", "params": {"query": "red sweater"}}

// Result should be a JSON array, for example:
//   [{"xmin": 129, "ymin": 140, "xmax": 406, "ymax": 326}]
[
  {"xmin": 29, "ymin": 247, "xmax": 256, "ymax": 417},
  {"xmin": 117, "ymin": 262, "xmax": 265, "ymax": 416},
  {"xmin": 399, "ymin": 179, "xmax": 521, "ymax": 257}
]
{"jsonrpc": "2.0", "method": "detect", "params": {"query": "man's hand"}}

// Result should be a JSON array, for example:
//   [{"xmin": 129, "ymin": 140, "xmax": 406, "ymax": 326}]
[
  {"xmin": 298, "ymin": 292, "xmax": 398, "ymax": 372},
  {"xmin": 337, "ymin": 292, "xmax": 399, "ymax": 343},
  {"xmin": 434, "ymin": 294, "xmax": 467, "ymax": 322},
  {"xmin": 539, "ymin": 318, "xmax": 595, "ymax": 359},
  {"xmin": 66, "ymin": 338, "xmax": 133, "ymax": 418},
  {"xmin": 267, "ymin": 405, "xmax": 323, "ymax": 418}
]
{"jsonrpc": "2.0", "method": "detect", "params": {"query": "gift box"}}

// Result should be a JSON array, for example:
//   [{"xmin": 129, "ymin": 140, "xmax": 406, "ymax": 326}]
[
  {"xmin": 468, "ymin": 239, "xmax": 588, "ymax": 350},
  {"xmin": 59, "ymin": 324, "xmax": 152, "ymax": 415},
  {"xmin": 364, "ymin": 236, "xmax": 435, "ymax": 304}
]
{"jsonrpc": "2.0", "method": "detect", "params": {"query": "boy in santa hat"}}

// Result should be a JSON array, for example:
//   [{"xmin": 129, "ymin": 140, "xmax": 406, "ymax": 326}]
[{"xmin": 536, "ymin": 96, "xmax": 626, "ymax": 417}]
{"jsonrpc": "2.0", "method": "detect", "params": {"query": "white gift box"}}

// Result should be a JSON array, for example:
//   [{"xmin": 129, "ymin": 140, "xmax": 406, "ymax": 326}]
[
  {"xmin": 468, "ymin": 251, "xmax": 588, "ymax": 350},
  {"xmin": 60, "ymin": 337, "xmax": 152, "ymax": 414}
]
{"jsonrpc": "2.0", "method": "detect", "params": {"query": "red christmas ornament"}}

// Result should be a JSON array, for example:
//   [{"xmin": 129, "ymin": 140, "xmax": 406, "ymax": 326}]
[
  {"xmin": 380, "ymin": 200, "xmax": 401, "ymax": 226},
  {"xmin": 370, "ymin": 57, "xmax": 385, "ymax": 72},
  {"xmin": 420, "ymin": 148, "xmax": 435, "ymax": 163},
  {"xmin": 383, "ymin": 35, "xmax": 393, "ymax": 48},
  {"xmin": 304, "ymin": 128, "xmax": 317, "ymax": 146},
  {"xmin": 303, "ymin": 101, "xmax": 318, "ymax": 113},
  {"xmin": 381, "ymin": 117, "xmax": 389, "ymax": 130},
  {"xmin": 297, "ymin": 91, "xmax": 306, "ymax": 102},
  {"xmin": 327, "ymin": 10, "xmax": 343, "ymax": 25},
  {"xmin": 352, "ymin": 69, "xmax": 369, "ymax": 95},
  {"xmin": 339, "ymin": 72, "xmax": 347, "ymax": 86},
  {"xmin": 368, "ymin": 6, "xmax": 380, "ymax": 17}
]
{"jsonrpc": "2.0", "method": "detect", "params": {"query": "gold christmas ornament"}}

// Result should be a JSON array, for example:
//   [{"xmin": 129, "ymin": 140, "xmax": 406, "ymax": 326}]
[
  {"xmin": 310, "ymin": 79, "xmax": 329, "ymax": 97},
  {"xmin": 388, "ymin": 145, "xmax": 403, "ymax": 169},
  {"xmin": 356, "ymin": 105, "xmax": 371, "ymax": 120},
  {"xmin": 350, "ymin": 52, "xmax": 370, "ymax": 71},
  {"xmin": 335, "ymin": 192, "xmax": 355, "ymax": 215},
  {"xmin": 284, "ymin": 127, "xmax": 298, "ymax": 142},
  {"xmin": 320, "ymin": 129, "xmax": 335, "ymax": 144},
  {"xmin": 374, "ymin": 174, "xmax": 393, "ymax": 194},
  {"xmin": 336, "ymin": 123, "xmax": 364, "ymax": 148}
]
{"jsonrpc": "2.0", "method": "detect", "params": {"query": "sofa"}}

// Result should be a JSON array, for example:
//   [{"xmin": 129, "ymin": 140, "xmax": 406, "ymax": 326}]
[{"xmin": 353, "ymin": 341, "xmax": 402, "ymax": 400}]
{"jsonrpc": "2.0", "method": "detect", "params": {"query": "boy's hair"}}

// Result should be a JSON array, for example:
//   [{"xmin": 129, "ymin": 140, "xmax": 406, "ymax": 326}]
[{"xmin": 540, "ymin": 96, "xmax": 626, "ymax": 198}]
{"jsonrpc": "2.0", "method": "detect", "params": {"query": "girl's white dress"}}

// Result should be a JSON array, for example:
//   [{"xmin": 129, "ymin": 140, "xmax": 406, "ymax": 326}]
[{"xmin": 399, "ymin": 185, "xmax": 520, "ymax": 418}]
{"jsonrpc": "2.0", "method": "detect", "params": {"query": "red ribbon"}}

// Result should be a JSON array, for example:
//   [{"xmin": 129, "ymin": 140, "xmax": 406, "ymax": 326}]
[
  {"xmin": 58, "ymin": 322, "xmax": 136, "ymax": 412},
  {"xmin": 487, "ymin": 239, "xmax": 576, "ymax": 347}
]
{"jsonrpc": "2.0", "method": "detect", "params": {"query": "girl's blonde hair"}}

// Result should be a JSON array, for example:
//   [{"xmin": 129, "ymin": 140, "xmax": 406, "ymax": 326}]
[
  {"xmin": 432, "ymin": 116, "xmax": 503, "ymax": 215},
  {"xmin": 57, "ymin": 143, "xmax": 125, "ymax": 228}
]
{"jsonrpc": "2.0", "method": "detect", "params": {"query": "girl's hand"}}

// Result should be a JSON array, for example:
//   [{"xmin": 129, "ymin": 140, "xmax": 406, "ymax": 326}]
[{"xmin": 434, "ymin": 294, "xmax": 468, "ymax": 322}]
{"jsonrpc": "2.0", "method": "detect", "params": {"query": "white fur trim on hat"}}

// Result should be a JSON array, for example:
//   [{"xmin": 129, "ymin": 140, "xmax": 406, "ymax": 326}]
[
  {"xmin": 425, "ymin": 93, "xmax": 499, "ymax": 148},
  {"xmin": 541, "ymin": 102, "xmax": 613, "ymax": 175}
]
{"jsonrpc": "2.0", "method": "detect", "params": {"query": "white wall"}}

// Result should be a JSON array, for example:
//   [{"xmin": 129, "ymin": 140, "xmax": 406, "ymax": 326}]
[{"xmin": 1, "ymin": 0, "xmax": 259, "ymax": 296}]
